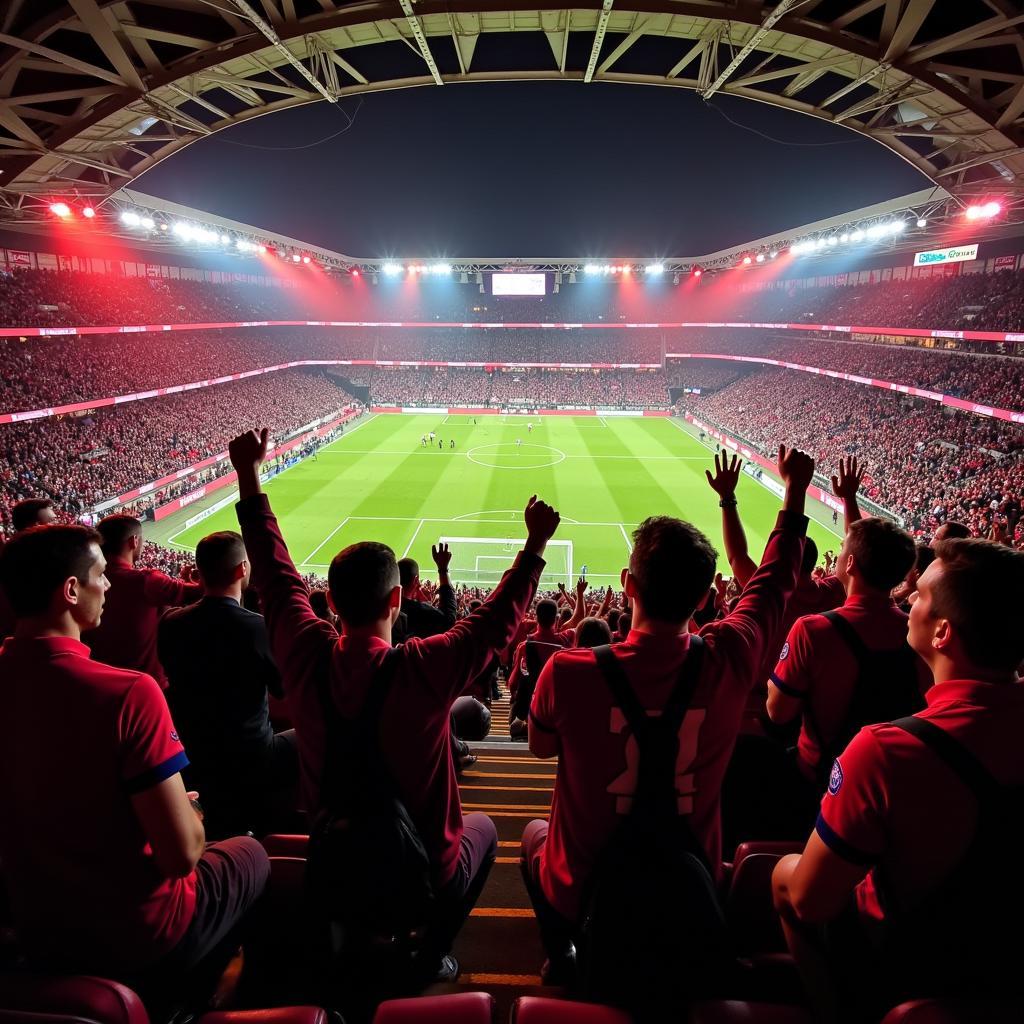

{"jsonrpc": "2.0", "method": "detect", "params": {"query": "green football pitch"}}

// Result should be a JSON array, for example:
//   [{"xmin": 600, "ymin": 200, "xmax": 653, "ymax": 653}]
[{"xmin": 162, "ymin": 413, "xmax": 841, "ymax": 588}]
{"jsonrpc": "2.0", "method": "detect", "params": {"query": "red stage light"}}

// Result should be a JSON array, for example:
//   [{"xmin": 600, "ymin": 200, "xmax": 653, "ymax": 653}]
[
  {"xmin": 693, "ymin": 269, "xmax": 702, "ymax": 278},
  {"xmin": 352, "ymin": 269, "xmax": 360, "ymax": 277},
  {"xmin": 258, "ymin": 245, "xmax": 267, "ymax": 254},
  {"xmin": 302, "ymin": 256, "xmax": 311, "ymax": 264},
  {"xmin": 291, "ymin": 254, "xmax": 301, "ymax": 263},
  {"xmin": 49, "ymin": 202, "xmax": 71, "ymax": 218},
  {"xmin": 742, "ymin": 256, "xmax": 752, "ymax": 265},
  {"xmin": 82, "ymin": 206, "xmax": 95, "ymax": 219}
]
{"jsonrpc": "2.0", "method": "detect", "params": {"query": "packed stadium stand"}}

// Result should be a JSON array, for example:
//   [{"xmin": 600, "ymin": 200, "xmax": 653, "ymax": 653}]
[{"xmin": 5, "ymin": 210, "xmax": 1024, "ymax": 1024}]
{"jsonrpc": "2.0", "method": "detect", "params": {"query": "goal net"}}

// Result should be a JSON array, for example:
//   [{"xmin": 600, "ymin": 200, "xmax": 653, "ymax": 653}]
[{"xmin": 437, "ymin": 535, "xmax": 573, "ymax": 588}]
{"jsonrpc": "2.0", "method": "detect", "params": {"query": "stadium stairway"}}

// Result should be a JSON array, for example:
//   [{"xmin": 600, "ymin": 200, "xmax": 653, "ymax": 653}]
[{"xmin": 428, "ymin": 692, "xmax": 557, "ymax": 1018}]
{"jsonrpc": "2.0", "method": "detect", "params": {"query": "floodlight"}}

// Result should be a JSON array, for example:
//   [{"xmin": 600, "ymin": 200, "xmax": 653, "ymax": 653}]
[
  {"xmin": 352, "ymin": 269, "xmax": 360, "ymax": 277},
  {"xmin": 769, "ymin": 251, "xmax": 778, "ymax": 259},
  {"xmin": 850, "ymin": 229, "xmax": 865, "ymax": 242},
  {"xmin": 646, "ymin": 263, "xmax": 664, "ymax": 275},
  {"xmin": 584, "ymin": 264, "xmax": 601, "ymax": 274},
  {"xmin": 840, "ymin": 233, "xmax": 850, "ymax": 243},
  {"xmin": 220, "ymin": 234, "xmax": 231, "ymax": 244},
  {"xmin": 82, "ymin": 207, "xmax": 95, "ymax": 219},
  {"xmin": 292, "ymin": 254, "xmax": 301, "ymax": 263},
  {"xmin": 742, "ymin": 256, "xmax": 752, "ymax": 265},
  {"xmin": 258, "ymin": 245, "xmax": 267, "ymax": 254},
  {"xmin": 432, "ymin": 263, "xmax": 451, "ymax": 274},
  {"xmin": 692, "ymin": 268, "xmax": 702, "ymax": 277},
  {"xmin": 120, "ymin": 211, "xmax": 141, "ymax": 227},
  {"xmin": 49, "ymin": 202, "xmax": 71, "ymax": 218},
  {"xmin": 916, "ymin": 218, "xmax": 927, "ymax": 228},
  {"xmin": 383, "ymin": 263, "xmax": 402, "ymax": 276}
]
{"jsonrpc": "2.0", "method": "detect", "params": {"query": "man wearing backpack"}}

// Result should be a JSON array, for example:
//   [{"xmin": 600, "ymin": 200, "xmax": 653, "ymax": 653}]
[
  {"xmin": 772, "ymin": 538, "xmax": 1024, "ymax": 1021},
  {"xmin": 227, "ymin": 427, "xmax": 561, "ymax": 982},
  {"xmin": 766, "ymin": 518, "xmax": 931, "ymax": 795},
  {"xmin": 521, "ymin": 444, "xmax": 815, "ymax": 993}
]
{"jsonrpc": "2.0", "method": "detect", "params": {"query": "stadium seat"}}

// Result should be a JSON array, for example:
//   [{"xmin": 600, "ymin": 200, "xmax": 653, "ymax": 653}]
[
  {"xmin": 372, "ymin": 991, "xmax": 494, "ymax": 1023},
  {"xmin": 726, "ymin": 842, "xmax": 802, "ymax": 956},
  {"xmin": 261, "ymin": 835, "xmax": 309, "ymax": 858},
  {"xmin": 879, "ymin": 998, "xmax": 1024, "ymax": 1023},
  {"xmin": 0, "ymin": 974, "xmax": 327, "ymax": 1024},
  {"xmin": 510, "ymin": 997, "xmax": 631, "ymax": 1023}
]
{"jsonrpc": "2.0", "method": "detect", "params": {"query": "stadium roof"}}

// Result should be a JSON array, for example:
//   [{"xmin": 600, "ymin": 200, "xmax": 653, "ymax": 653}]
[{"xmin": 3, "ymin": 0, "xmax": 1024, "ymax": 223}]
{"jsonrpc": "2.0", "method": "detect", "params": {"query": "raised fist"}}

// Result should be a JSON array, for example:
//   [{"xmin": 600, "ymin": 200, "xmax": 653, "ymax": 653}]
[{"xmin": 777, "ymin": 444, "xmax": 815, "ymax": 492}]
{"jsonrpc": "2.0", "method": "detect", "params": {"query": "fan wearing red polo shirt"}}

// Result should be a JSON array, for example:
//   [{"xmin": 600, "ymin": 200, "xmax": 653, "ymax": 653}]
[
  {"xmin": 227, "ymin": 427, "xmax": 560, "ymax": 981},
  {"xmin": 521, "ymin": 444, "xmax": 815, "ymax": 977},
  {"xmin": 773, "ymin": 539, "xmax": 1024, "ymax": 1021},
  {"xmin": 0, "ymin": 525, "xmax": 269, "ymax": 984},
  {"xmin": 84, "ymin": 514, "xmax": 202, "ymax": 688},
  {"xmin": 767, "ymin": 518, "xmax": 930, "ymax": 785}
]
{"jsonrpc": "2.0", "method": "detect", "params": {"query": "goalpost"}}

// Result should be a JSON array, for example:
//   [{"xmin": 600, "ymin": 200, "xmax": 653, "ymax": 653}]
[{"xmin": 437, "ymin": 535, "xmax": 573, "ymax": 587}]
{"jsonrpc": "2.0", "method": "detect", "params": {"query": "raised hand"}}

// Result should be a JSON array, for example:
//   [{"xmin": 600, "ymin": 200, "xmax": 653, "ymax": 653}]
[
  {"xmin": 228, "ymin": 427, "xmax": 269, "ymax": 500},
  {"xmin": 777, "ymin": 444, "xmax": 815, "ymax": 492},
  {"xmin": 523, "ymin": 495, "xmax": 560, "ymax": 555},
  {"xmin": 705, "ymin": 452, "xmax": 743, "ymax": 498},
  {"xmin": 831, "ymin": 456, "xmax": 866, "ymax": 501},
  {"xmin": 576, "ymin": 575, "xmax": 588, "ymax": 596},
  {"xmin": 431, "ymin": 541, "xmax": 452, "ymax": 573}
]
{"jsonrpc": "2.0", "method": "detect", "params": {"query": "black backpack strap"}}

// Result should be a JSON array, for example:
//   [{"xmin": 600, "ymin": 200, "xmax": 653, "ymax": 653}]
[
  {"xmin": 821, "ymin": 609, "xmax": 869, "ymax": 662},
  {"xmin": 891, "ymin": 715, "xmax": 997, "ymax": 805},
  {"xmin": 592, "ymin": 635, "xmax": 706, "ymax": 739}
]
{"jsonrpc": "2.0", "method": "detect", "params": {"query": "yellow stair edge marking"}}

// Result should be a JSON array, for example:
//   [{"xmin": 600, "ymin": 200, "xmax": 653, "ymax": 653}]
[
  {"xmin": 463, "ymin": 802, "xmax": 551, "ymax": 812},
  {"xmin": 459, "ymin": 785, "xmax": 554, "ymax": 793},
  {"xmin": 470, "ymin": 907, "xmax": 535, "ymax": 918},
  {"xmin": 495, "ymin": 856, "xmax": 519, "ymax": 865},
  {"xmin": 462, "ymin": 771, "xmax": 556, "ymax": 781},
  {"xmin": 463, "ymin": 973, "xmax": 542, "ymax": 986}
]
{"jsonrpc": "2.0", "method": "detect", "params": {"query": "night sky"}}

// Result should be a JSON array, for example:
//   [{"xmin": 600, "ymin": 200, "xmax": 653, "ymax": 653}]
[{"xmin": 136, "ymin": 82, "xmax": 928, "ymax": 258}]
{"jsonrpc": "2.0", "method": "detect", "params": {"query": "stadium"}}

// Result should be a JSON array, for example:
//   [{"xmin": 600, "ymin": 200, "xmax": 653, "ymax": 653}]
[{"xmin": 1, "ymin": 2, "xmax": 1023, "ymax": 1023}]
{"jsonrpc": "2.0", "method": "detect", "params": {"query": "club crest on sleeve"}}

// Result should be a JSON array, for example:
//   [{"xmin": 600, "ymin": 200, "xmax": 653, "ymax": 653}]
[
  {"xmin": 170, "ymin": 730, "xmax": 179, "ymax": 743},
  {"xmin": 828, "ymin": 759, "xmax": 844, "ymax": 796},
  {"xmin": 779, "ymin": 641, "xmax": 790, "ymax": 661}
]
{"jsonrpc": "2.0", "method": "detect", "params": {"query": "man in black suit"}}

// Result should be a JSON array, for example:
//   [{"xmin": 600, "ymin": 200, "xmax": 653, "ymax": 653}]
[{"xmin": 158, "ymin": 531, "xmax": 298, "ymax": 838}]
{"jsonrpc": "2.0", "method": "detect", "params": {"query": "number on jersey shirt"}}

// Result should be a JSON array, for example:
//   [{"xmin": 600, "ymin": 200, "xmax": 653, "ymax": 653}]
[{"xmin": 607, "ymin": 707, "xmax": 706, "ymax": 815}]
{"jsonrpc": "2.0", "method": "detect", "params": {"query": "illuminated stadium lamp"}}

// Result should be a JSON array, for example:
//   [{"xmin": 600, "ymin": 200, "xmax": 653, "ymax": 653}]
[
  {"xmin": 407, "ymin": 264, "xmax": 417, "ymax": 274},
  {"xmin": 258, "ymin": 245, "xmax": 267, "ymax": 254},
  {"xmin": 235, "ymin": 239, "xmax": 249, "ymax": 251},
  {"xmin": 610, "ymin": 266, "xmax": 620, "ymax": 274},
  {"xmin": 432, "ymin": 263, "xmax": 452, "ymax": 274},
  {"xmin": 646, "ymin": 264, "xmax": 664, "ymax": 275},
  {"xmin": 916, "ymin": 218, "xmax": 927, "ymax": 228},
  {"xmin": 584, "ymin": 264, "xmax": 601, "ymax": 274},
  {"xmin": 755, "ymin": 253, "xmax": 766, "ymax": 263},
  {"xmin": 49, "ymin": 202, "xmax": 72, "ymax": 218},
  {"xmin": 220, "ymin": 234, "xmax": 231, "ymax": 245},
  {"xmin": 302, "ymin": 256, "xmax": 312, "ymax": 264},
  {"xmin": 866, "ymin": 223, "xmax": 886, "ymax": 239},
  {"xmin": 291, "ymin": 254, "xmax": 301, "ymax": 263},
  {"xmin": 382, "ymin": 263, "xmax": 403, "ymax": 276},
  {"xmin": 769, "ymin": 251, "xmax": 778, "ymax": 259},
  {"xmin": 352, "ymin": 269, "xmax": 360, "ymax": 277},
  {"xmin": 966, "ymin": 201, "xmax": 1001, "ymax": 220},
  {"xmin": 82, "ymin": 206, "xmax": 95, "ymax": 219},
  {"xmin": 120, "ymin": 210, "xmax": 141, "ymax": 227},
  {"xmin": 839, "ymin": 233, "xmax": 850, "ymax": 243},
  {"xmin": 692, "ymin": 268, "xmax": 702, "ymax": 277},
  {"xmin": 621, "ymin": 264, "xmax": 631, "ymax": 274},
  {"xmin": 850, "ymin": 229, "xmax": 865, "ymax": 242},
  {"xmin": 742, "ymin": 256, "xmax": 752, "ymax": 265},
  {"xmin": 890, "ymin": 220, "xmax": 906, "ymax": 233},
  {"xmin": 159, "ymin": 223, "xmax": 168, "ymax": 231},
  {"xmin": 826, "ymin": 236, "xmax": 838, "ymax": 246}
]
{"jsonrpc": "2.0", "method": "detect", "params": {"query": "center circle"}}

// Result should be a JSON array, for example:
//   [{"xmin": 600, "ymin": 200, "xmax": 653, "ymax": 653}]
[{"xmin": 466, "ymin": 442, "xmax": 567, "ymax": 470}]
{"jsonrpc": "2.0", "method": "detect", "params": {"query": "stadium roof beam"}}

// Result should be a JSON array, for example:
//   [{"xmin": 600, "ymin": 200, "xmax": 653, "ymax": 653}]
[
  {"xmin": 699, "ymin": 0, "xmax": 806, "ymax": 100},
  {"xmin": 397, "ymin": 0, "xmax": 444, "ymax": 86},
  {"xmin": 5, "ymin": 2, "xmax": 1024, "ymax": 206},
  {"xmin": 584, "ymin": 0, "xmax": 615, "ymax": 84}
]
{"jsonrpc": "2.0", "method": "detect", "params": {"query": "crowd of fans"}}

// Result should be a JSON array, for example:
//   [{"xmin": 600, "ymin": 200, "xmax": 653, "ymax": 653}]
[
  {"xmin": 1, "ymin": 433, "xmax": 1020, "ymax": 1023},
  {"xmin": 6, "ymin": 262, "xmax": 1024, "ymax": 337},
  {"xmin": 0, "ymin": 370, "xmax": 356, "ymax": 531},
  {"xmin": 681, "ymin": 367, "xmax": 1024, "ymax": 539}
]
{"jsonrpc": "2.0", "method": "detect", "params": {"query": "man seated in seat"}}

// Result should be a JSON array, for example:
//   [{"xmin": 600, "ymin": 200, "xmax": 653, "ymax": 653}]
[
  {"xmin": 766, "ymin": 518, "xmax": 931, "ymax": 802},
  {"xmin": 521, "ymin": 445, "xmax": 815, "ymax": 979},
  {"xmin": 85, "ymin": 513, "xmax": 202, "ymax": 688},
  {"xmin": 158, "ymin": 530, "xmax": 298, "ymax": 839},
  {"xmin": 0, "ymin": 525, "xmax": 269, "ymax": 986},
  {"xmin": 227, "ymin": 427, "xmax": 560, "ymax": 982},
  {"xmin": 772, "ymin": 538, "xmax": 1024, "ymax": 1021}
]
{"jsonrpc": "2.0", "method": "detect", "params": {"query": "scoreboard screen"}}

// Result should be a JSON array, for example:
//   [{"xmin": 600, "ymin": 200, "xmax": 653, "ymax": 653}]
[{"xmin": 491, "ymin": 273, "xmax": 546, "ymax": 296}]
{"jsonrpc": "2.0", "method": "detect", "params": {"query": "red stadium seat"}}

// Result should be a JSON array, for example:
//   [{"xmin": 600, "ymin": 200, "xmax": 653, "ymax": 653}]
[
  {"xmin": 0, "ymin": 974, "xmax": 326, "ymax": 1024},
  {"xmin": 511, "ymin": 997, "xmax": 631, "ymax": 1023},
  {"xmin": 879, "ymin": 999, "xmax": 1024, "ymax": 1023},
  {"xmin": 372, "ymin": 992, "xmax": 494, "ymax": 1023},
  {"xmin": 261, "ymin": 835, "xmax": 309, "ymax": 858},
  {"xmin": 726, "ymin": 842, "xmax": 802, "ymax": 956}
]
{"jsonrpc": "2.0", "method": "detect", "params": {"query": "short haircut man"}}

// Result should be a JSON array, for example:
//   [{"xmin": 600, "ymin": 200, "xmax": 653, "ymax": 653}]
[
  {"xmin": 629, "ymin": 516, "xmax": 718, "ymax": 623},
  {"xmin": 96, "ymin": 513, "xmax": 142, "ymax": 556},
  {"xmin": 195, "ymin": 531, "xmax": 247, "ymax": 589},
  {"xmin": 0, "ymin": 524, "xmax": 269, "ymax": 980},
  {"xmin": 535, "ymin": 599, "xmax": 558, "ymax": 629},
  {"xmin": 398, "ymin": 557, "xmax": 419, "ymax": 590},
  {"xmin": 10, "ymin": 498, "xmax": 56, "ymax": 533},
  {"xmin": 843, "ymin": 518, "xmax": 916, "ymax": 591},
  {"xmin": 773, "ymin": 539, "xmax": 1024, "ymax": 1017},
  {"xmin": 801, "ymin": 536, "xmax": 819, "ymax": 577},
  {"xmin": 932, "ymin": 520, "xmax": 971, "ymax": 543},
  {"xmin": 329, "ymin": 542, "xmax": 400, "ymax": 627},
  {"xmin": 0, "ymin": 525, "xmax": 100, "ymax": 618}
]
